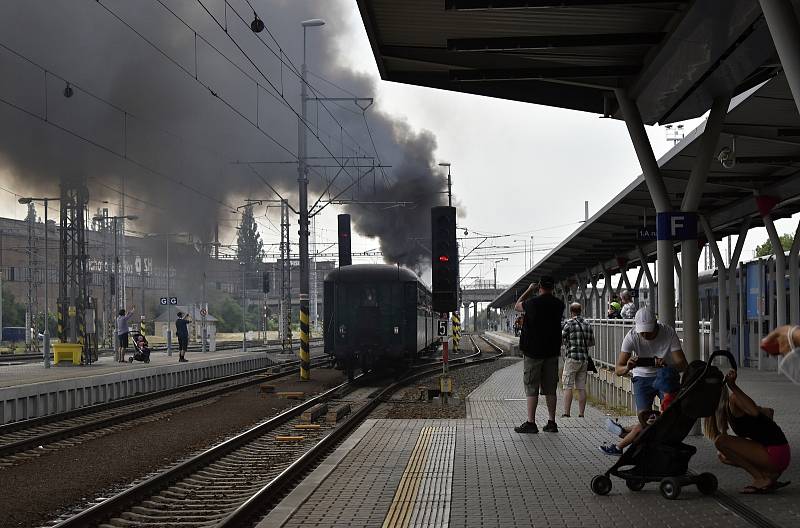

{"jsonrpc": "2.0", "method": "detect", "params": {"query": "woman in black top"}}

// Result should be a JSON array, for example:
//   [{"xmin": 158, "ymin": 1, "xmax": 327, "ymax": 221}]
[{"xmin": 704, "ymin": 370, "xmax": 791, "ymax": 494}]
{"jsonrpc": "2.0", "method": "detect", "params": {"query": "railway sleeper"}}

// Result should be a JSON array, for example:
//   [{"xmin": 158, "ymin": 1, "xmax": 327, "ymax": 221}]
[
  {"xmin": 300, "ymin": 403, "xmax": 328, "ymax": 422},
  {"xmin": 121, "ymin": 510, "xmax": 230, "ymax": 521},
  {"xmin": 326, "ymin": 403, "xmax": 352, "ymax": 423}
]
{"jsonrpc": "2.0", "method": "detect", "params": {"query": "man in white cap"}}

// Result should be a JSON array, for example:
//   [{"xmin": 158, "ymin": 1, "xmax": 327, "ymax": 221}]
[{"xmin": 614, "ymin": 308, "xmax": 688, "ymax": 412}]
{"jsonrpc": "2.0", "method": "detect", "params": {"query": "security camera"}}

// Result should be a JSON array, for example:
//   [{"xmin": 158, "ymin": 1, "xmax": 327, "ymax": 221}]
[
  {"xmin": 717, "ymin": 137, "xmax": 736, "ymax": 169},
  {"xmin": 717, "ymin": 146, "xmax": 735, "ymax": 169}
]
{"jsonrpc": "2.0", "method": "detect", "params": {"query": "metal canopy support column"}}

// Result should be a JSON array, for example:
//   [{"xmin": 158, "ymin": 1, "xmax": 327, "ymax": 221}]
[
  {"xmin": 603, "ymin": 266, "xmax": 613, "ymax": 314},
  {"xmin": 587, "ymin": 270, "xmax": 600, "ymax": 318},
  {"xmin": 634, "ymin": 266, "xmax": 645, "ymax": 290},
  {"xmin": 789, "ymin": 221, "xmax": 800, "ymax": 323},
  {"xmin": 763, "ymin": 213, "xmax": 788, "ymax": 326},
  {"xmin": 729, "ymin": 220, "xmax": 750, "ymax": 364},
  {"xmin": 701, "ymin": 217, "xmax": 729, "ymax": 350},
  {"xmin": 617, "ymin": 90, "xmax": 675, "ymax": 325},
  {"xmin": 679, "ymin": 95, "xmax": 730, "ymax": 362},
  {"xmin": 473, "ymin": 301, "xmax": 478, "ymax": 332},
  {"xmin": 760, "ymin": 0, "xmax": 800, "ymax": 115}
]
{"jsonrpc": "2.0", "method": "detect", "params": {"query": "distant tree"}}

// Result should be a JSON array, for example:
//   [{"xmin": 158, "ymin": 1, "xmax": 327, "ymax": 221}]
[
  {"xmin": 24, "ymin": 202, "xmax": 37, "ymax": 223},
  {"xmin": 754, "ymin": 233, "xmax": 794, "ymax": 258},
  {"xmin": 2, "ymin": 284, "xmax": 26, "ymax": 327},
  {"xmin": 236, "ymin": 205, "xmax": 264, "ymax": 271}
]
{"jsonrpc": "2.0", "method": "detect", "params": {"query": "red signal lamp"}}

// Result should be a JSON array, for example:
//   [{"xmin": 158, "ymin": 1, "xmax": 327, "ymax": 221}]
[{"xmin": 438, "ymin": 255, "xmax": 449, "ymax": 262}]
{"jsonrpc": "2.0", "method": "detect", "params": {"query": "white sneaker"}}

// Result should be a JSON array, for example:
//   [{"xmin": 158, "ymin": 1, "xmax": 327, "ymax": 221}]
[{"xmin": 605, "ymin": 417, "xmax": 624, "ymax": 438}]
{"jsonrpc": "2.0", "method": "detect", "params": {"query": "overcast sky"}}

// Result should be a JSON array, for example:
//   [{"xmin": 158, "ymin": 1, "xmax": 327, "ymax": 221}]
[{"xmin": 0, "ymin": 0, "xmax": 796, "ymax": 293}]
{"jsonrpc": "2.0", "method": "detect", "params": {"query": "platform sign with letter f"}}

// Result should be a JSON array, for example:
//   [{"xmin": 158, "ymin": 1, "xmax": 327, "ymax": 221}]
[{"xmin": 656, "ymin": 212, "xmax": 697, "ymax": 240}]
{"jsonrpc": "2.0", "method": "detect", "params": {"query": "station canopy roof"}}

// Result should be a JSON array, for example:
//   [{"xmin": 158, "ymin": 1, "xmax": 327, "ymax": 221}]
[
  {"xmin": 356, "ymin": 0, "xmax": 781, "ymax": 124},
  {"xmin": 489, "ymin": 74, "xmax": 800, "ymax": 307}
]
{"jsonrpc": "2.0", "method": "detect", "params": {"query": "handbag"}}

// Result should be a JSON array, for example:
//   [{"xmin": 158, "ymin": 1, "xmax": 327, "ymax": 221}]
[
  {"xmin": 580, "ymin": 322, "xmax": 597, "ymax": 373},
  {"xmin": 586, "ymin": 355, "xmax": 598, "ymax": 373}
]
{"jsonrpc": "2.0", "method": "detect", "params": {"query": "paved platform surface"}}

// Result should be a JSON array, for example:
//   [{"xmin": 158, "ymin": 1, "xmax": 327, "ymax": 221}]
[
  {"xmin": 0, "ymin": 348, "xmax": 301, "ymax": 389},
  {"xmin": 260, "ymin": 359, "xmax": 800, "ymax": 528}
]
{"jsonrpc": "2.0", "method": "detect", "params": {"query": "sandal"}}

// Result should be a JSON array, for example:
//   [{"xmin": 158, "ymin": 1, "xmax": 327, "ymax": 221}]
[{"xmin": 741, "ymin": 485, "xmax": 774, "ymax": 494}]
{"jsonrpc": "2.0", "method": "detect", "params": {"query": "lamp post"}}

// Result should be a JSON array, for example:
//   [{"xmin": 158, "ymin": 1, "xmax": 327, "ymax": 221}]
[
  {"xmin": 93, "ymin": 214, "xmax": 138, "ymax": 349},
  {"xmin": 19, "ymin": 197, "xmax": 60, "ymax": 368},
  {"xmin": 144, "ymin": 232, "xmax": 186, "ymax": 356},
  {"xmin": 241, "ymin": 261, "xmax": 247, "ymax": 353},
  {"xmin": 514, "ymin": 239, "xmax": 529, "ymax": 269},
  {"xmin": 298, "ymin": 18, "xmax": 325, "ymax": 381}
]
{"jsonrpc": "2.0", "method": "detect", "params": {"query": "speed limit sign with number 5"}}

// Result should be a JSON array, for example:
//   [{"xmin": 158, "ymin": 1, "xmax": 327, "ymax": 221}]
[{"xmin": 437, "ymin": 320, "xmax": 448, "ymax": 337}]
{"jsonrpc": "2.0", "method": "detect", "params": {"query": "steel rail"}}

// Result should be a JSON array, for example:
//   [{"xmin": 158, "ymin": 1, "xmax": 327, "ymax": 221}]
[
  {"xmin": 218, "ymin": 338, "xmax": 500, "ymax": 527},
  {"xmin": 0, "ymin": 354, "xmax": 329, "ymax": 457},
  {"xmin": 0, "ymin": 344, "xmax": 322, "ymax": 436},
  {"xmin": 52, "ymin": 339, "xmax": 499, "ymax": 528}
]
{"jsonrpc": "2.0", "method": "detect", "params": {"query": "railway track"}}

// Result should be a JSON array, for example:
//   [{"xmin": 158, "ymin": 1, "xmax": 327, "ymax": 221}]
[
  {"xmin": 0, "ymin": 350, "xmax": 329, "ymax": 465},
  {"xmin": 50, "ymin": 336, "xmax": 502, "ymax": 527}
]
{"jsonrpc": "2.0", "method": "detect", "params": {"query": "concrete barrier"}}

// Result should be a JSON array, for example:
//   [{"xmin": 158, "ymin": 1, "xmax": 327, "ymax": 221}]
[
  {"xmin": 0, "ymin": 353, "xmax": 277, "ymax": 425},
  {"xmin": 483, "ymin": 331, "xmax": 521, "ymax": 357}
]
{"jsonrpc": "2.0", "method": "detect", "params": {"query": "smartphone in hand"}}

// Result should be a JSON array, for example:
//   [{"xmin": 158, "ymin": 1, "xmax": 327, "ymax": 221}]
[{"xmin": 635, "ymin": 356, "xmax": 657, "ymax": 367}]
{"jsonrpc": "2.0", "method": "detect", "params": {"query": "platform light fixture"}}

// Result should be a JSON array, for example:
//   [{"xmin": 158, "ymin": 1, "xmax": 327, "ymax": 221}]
[
  {"xmin": 250, "ymin": 13, "xmax": 265, "ymax": 33},
  {"xmin": 301, "ymin": 18, "xmax": 326, "ymax": 28}
]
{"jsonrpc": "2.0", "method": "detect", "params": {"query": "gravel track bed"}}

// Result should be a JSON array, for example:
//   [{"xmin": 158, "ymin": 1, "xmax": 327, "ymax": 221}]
[
  {"xmin": 377, "ymin": 356, "xmax": 521, "ymax": 419},
  {"xmin": 0, "ymin": 368, "xmax": 346, "ymax": 528}
]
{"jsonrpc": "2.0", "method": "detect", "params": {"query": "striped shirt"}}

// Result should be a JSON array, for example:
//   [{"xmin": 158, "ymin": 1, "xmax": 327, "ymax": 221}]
[{"xmin": 561, "ymin": 316, "xmax": 595, "ymax": 361}]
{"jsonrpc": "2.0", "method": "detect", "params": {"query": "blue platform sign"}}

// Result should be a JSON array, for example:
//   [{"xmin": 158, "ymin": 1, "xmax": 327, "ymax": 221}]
[
  {"xmin": 656, "ymin": 212, "xmax": 697, "ymax": 240},
  {"xmin": 746, "ymin": 262, "xmax": 762, "ymax": 320}
]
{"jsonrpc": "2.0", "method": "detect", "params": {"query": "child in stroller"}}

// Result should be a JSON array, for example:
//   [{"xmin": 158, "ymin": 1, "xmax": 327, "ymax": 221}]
[
  {"xmin": 129, "ymin": 333, "xmax": 151, "ymax": 363},
  {"xmin": 591, "ymin": 350, "xmax": 736, "ymax": 500}
]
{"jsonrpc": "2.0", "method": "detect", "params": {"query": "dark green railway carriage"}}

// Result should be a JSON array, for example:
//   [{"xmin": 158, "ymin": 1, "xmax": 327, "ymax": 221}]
[{"xmin": 323, "ymin": 264, "xmax": 438, "ymax": 378}]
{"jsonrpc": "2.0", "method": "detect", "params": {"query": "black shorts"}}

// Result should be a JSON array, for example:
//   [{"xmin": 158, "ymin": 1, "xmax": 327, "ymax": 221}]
[
  {"xmin": 118, "ymin": 332, "xmax": 129, "ymax": 349},
  {"xmin": 178, "ymin": 335, "xmax": 189, "ymax": 351}
]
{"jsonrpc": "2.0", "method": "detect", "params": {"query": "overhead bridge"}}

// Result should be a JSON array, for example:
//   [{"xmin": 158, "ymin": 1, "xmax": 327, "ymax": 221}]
[{"xmin": 460, "ymin": 287, "xmax": 504, "ymax": 331}]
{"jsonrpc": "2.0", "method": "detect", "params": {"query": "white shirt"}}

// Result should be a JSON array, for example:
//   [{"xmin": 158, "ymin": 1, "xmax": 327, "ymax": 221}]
[{"xmin": 621, "ymin": 324, "xmax": 682, "ymax": 378}]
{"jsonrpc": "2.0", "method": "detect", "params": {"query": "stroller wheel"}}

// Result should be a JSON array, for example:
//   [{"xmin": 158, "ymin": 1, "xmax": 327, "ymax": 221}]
[
  {"xmin": 625, "ymin": 479, "xmax": 646, "ymax": 492},
  {"xmin": 128, "ymin": 357, "xmax": 134, "ymax": 363},
  {"xmin": 659, "ymin": 477, "xmax": 682, "ymax": 500},
  {"xmin": 696, "ymin": 473, "xmax": 718, "ymax": 495},
  {"xmin": 591, "ymin": 475, "xmax": 612, "ymax": 496}
]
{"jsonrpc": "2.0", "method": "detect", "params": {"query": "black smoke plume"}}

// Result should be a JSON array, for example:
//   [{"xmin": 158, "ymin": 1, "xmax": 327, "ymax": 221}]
[{"xmin": 0, "ymin": 1, "xmax": 449, "ymax": 270}]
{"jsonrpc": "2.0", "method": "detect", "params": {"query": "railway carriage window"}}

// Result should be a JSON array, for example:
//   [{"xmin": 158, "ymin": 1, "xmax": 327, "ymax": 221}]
[{"xmin": 361, "ymin": 287, "xmax": 378, "ymax": 307}]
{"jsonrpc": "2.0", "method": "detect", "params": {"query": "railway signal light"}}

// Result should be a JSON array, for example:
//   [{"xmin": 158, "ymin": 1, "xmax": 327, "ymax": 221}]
[
  {"xmin": 263, "ymin": 271, "xmax": 270, "ymax": 293},
  {"xmin": 431, "ymin": 206, "xmax": 458, "ymax": 312},
  {"xmin": 338, "ymin": 214, "xmax": 352, "ymax": 267}
]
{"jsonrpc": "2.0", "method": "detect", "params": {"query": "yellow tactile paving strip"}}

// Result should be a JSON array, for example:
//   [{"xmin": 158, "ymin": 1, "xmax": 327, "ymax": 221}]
[{"xmin": 383, "ymin": 426, "xmax": 456, "ymax": 528}]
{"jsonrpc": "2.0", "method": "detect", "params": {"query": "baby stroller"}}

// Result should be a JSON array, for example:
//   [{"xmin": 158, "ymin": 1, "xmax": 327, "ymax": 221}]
[
  {"xmin": 128, "ymin": 333, "xmax": 151, "ymax": 363},
  {"xmin": 590, "ymin": 350, "xmax": 736, "ymax": 500}
]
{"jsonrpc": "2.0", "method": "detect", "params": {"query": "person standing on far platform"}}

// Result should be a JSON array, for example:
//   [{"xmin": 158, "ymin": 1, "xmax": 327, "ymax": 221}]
[
  {"xmin": 175, "ymin": 311, "xmax": 191, "ymax": 363},
  {"xmin": 116, "ymin": 306, "xmax": 135, "ymax": 363},
  {"xmin": 561, "ymin": 302, "xmax": 594, "ymax": 418},
  {"xmin": 514, "ymin": 276, "xmax": 565, "ymax": 434},
  {"xmin": 620, "ymin": 290, "xmax": 636, "ymax": 319}
]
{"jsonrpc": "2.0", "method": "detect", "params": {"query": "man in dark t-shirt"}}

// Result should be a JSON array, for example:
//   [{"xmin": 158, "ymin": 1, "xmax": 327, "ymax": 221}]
[
  {"xmin": 514, "ymin": 276, "xmax": 565, "ymax": 434},
  {"xmin": 175, "ymin": 311, "xmax": 191, "ymax": 363}
]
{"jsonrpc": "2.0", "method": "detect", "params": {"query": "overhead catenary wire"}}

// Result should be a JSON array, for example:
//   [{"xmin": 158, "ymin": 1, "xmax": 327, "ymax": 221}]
[
  {"xmin": 193, "ymin": 0, "xmax": 370, "ymax": 200},
  {"xmin": 98, "ymin": 0, "xmax": 386, "ymax": 213}
]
